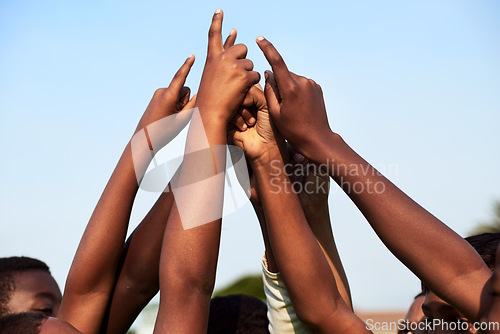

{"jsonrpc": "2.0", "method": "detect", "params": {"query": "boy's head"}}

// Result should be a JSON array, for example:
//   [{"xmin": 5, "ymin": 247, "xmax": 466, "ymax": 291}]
[
  {"xmin": 398, "ymin": 292, "xmax": 425, "ymax": 334},
  {"xmin": 208, "ymin": 294, "xmax": 269, "ymax": 333},
  {"xmin": 421, "ymin": 233, "xmax": 500, "ymax": 333},
  {"xmin": 0, "ymin": 257, "xmax": 62, "ymax": 317}
]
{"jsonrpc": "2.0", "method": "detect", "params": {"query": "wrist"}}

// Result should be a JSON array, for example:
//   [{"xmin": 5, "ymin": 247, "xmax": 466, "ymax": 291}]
[
  {"xmin": 303, "ymin": 131, "xmax": 341, "ymax": 164},
  {"xmin": 249, "ymin": 146, "xmax": 284, "ymax": 171},
  {"xmin": 196, "ymin": 101, "xmax": 233, "ymax": 125}
]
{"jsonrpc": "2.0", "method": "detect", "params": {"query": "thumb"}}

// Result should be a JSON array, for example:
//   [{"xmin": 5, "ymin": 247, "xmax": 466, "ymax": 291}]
[
  {"xmin": 264, "ymin": 70, "xmax": 281, "ymax": 119},
  {"xmin": 182, "ymin": 94, "xmax": 197, "ymax": 111},
  {"xmin": 227, "ymin": 128, "xmax": 242, "ymax": 148}
]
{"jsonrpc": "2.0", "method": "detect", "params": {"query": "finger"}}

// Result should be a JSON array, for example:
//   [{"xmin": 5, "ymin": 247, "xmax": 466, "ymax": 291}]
[
  {"xmin": 226, "ymin": 43, "xmax": 248, "ymax": 59},
  {"xmin": 247, "ymin": 71, "xmax": 261, "ymax": 86},
  {"xmin": 230, "ymin": 113, "xmax": 248, "ymax": 131},
  {"xmin": 223, "ymin": 29, "xmax": 237, "ymax": 50},
  {"xmin": 256, "ymin": 36, "xmax": 293, "ymax": 88},
  {"xmin": 227, "ymin": 128, "xmax": 245, "ymax": 148},
  {"xmin": 179, "ymin": 86, "xmax": 191, "ymax": 106},
  {"xmin": 264, "ymin": 71, "xmax": 281, "ymax": 118},
  {"xmin": 208, "ymin": 9, "xmax": 224, "ymax": 55},
  {"xmin": 182, "ymin": 94, "xmax": 197, "ymax": 111},
  {"xmin": 293, "ymin": 152, "xmax": 306, "ymax": 163},
  {"xmin": 168, "ymin": 55, "xmax": 195, "ymax": 94},
  {"xmin": 239, "ymin": 108, "xmax": 256, "ymax": 126},
  {"xmin": 227, "ymin": 128, "xmax": 237, "ymax": 145},
  {"xmin": 241, "ymin": 85, "xmax": 266, "ymax": 111},
  {"xmin": 238, "ymin": 58, "xmax": 254, "ymax": 71},
  {"xmin": 286, "ymin": 143, "xmax": 306, "ymax": 163}
]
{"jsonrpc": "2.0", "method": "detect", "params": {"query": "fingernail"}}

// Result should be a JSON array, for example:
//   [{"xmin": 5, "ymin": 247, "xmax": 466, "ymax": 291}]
[
  {"xmin": 293, "ymin": 153, "xmax": 305, "ymax": 163},
  {"xmin": 242, "ymin": 124, "xmax": 247, "ymax": 130},
  {"xmin": 230, "ymin": 28, "xmax": 236, "ymax": 35},
  {"xmin": 187, "ymin": 54, "xmax": 194, "ymax": 60},
  {"xmin": 215, "ymin": 9, "xmax": 222, "ymax": 14},
  {"xmin": 257, "ymin": 36, "xmax": 265, "ymax": 42},
  {"xmin": 248, "ymin": 117, "xmax": 256, "ymax": 125},
  {"xmin": 264, "ymin": 70, "xmax": 270, "ymax": 80}
]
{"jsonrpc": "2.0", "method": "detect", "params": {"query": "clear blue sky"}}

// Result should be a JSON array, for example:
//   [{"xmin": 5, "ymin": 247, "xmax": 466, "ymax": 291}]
[{"xmin": 1, "ymin": 0, "xmax": 499, "ymax": 311}]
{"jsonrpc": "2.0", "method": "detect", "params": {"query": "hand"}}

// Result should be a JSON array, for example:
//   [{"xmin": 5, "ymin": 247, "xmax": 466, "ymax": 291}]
[
  {"xmin": 135, "ymin": 55, "xmax": 195, "ymax": 132},
  {"xmin": 228, "ymin": 85, "xmax": 285, "ymax": 162},
  {"xmin": 134, "ymin": 56, "xmax": 196, "ymax": 152},
  {"xmin": 195, "ymin": 10, "xmax": 260, "ymax": 124},
  {"xmin": 256, "ymin": 36, "xmax": 332, "ymax": 162}
]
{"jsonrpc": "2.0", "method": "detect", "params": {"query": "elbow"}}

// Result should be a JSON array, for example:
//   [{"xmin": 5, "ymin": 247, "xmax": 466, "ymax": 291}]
[
  {"xmin": 161, "ymin": 267, "xmax": 216, "ymax": 299},
  {"xmin": 295, "ymin": 298, "xmax": 347, "ymax": 330},
  {"xmin": 117, "ymin": 275, "xmax": 159, "ymax": 300}
]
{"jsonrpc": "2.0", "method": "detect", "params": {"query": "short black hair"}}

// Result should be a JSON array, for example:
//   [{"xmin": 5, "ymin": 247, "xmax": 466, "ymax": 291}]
[
  {"xmin": 208, "ymin": 294, "xmax": 269, "ymax": 333},
  {"xmin": 0, "ymin": 257, "xmax": 51, "ymax": 316},
  {"xmin": 464, "ymin": 233, "xmax": 500, "ymax": 270},
  {"xmin": 0, "ymin": 312, "xmax": 47, "ymax": 334}
]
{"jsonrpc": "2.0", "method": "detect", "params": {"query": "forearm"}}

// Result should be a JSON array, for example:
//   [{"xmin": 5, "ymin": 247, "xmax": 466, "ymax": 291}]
[
  {"xmin": 303, "ymin": 203, "xmax": 353, "ymax": 310},
  {"xmin": 252, "ymin": 204, "xmax": 279, "ymax": 273},
  {"xmin": 321, "ymin": 132, "xmax": 490, "ymax": 321},
  {"xmin": 60, "ymin": 140, "xmax": 151, "ymax": 333},
  {"xmin": 252, "ymin": 150, "xmax": 348, "ymax": 329},
  {"xmin": 154, "ymin": 203, "xmax": 222, "ymax": 333},
  {"xmin": 101, "ymin": 186, "xmax": 175, "ymax": 334},
  {"xmin": 153, "ymin": 118, "xmax": 226, "ymax": 333}
]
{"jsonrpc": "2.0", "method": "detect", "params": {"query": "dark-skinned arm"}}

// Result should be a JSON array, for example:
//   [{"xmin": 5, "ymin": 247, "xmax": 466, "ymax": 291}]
[
  {"xmin": 251, "ymin": 148, "xmax": 368, "ymax": 333},
  {"xmin": 229, "ymin": 88, "xmax": 366, "ymax": 333},
  {"xmin": 152, "ymin": 9, "xmax": 259, "ymax": 333},
  {"xmin": 256, "ymin": 36, "xmax": 491, "ymax": 322},
  {"xmin": 58, "ymin": 56, "xmax": 195, "ymax": 334},
  {"xmin": 101, "ymin": 29, "xmax": 240, "ymax": 334}
]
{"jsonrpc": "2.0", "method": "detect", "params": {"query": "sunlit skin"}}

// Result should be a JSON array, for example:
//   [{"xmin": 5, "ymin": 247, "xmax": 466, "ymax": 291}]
[
  {"xmin": 57, "ymin": 37, "xmax": 197, "ymax": 334},
  {"xmin": 6, "ymin": 270, "xmax": 62, "ymax": 317},
  {"xmin": 253, "ymin": 35, "xmax": 492, "ymax": 325}
]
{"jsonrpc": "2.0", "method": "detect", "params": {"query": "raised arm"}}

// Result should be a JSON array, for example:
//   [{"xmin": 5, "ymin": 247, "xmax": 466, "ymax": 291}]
[
  {"xmin": 228, "ymin": 86, "xmax": 367, "ymax": 333},
  {"xmin": 289, "ymin": 150, "xmax": 352, "ymax": 310},
  {"xmin": 58, "ymin": 56, "xmax": 195, "ymax": 334},
  {"xmin": 99, "ymin": 185, "xmax": 175, "ymax": 334},
  {"xmin": 101, "ymin": 29, "xmax": 240, "ymax": 334},
  {"xmin": 256, "ymin": 36, "xmax": 491, "ymax": 322},
  {"xmin": 230, "ymin": 94, "xmax": 353, "ymax": 309},
  {"xmin": 152, "ymin": 10, "xmax": 259, "ymax": 333}
]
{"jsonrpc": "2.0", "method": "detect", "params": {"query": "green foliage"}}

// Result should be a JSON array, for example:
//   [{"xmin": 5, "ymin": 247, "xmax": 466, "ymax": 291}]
[
  {"xmin": 212, "ymin": 273, "xmax": 266, "ymax": 301},
  {"xmin": 470, "ymin": 201, "xmax": 500, "ymax": 236}
]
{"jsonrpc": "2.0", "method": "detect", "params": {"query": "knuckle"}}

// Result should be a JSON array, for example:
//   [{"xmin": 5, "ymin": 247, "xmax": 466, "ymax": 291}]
[
  {"xmin": 154, "ymin": 88, "xmax": 167, "ymax": 98},
  {"xmin": 284, "ymin": 82, "xmax": 299, "ymax": 97},
  {"xmin": 208, "ymin": 28, "xmax": 218, "ymax": 39},
  {"xmin": 270, "ymin": 53, "xmax": 284, "ymax": 64},
  {"xmin": 239, "ymin": 43, "xmax": 248, "ymax": 55}
]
